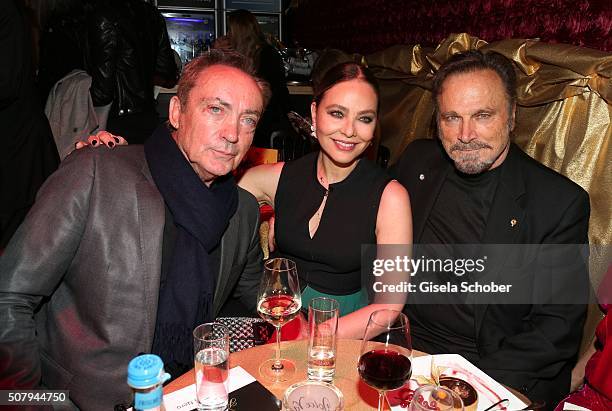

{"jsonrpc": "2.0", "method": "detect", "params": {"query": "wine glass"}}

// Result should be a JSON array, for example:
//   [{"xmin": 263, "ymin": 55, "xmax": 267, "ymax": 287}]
[
  {"xmin": 358, "ymin": 309, "xmax": 412, "ymax": 411},
  {"xmin": 428, "ymin": 357, "xmax": 466, "ymax": 410},
  {"xmin": 256, "ymin": 258, "xmax": 302, "ymax": 381}
]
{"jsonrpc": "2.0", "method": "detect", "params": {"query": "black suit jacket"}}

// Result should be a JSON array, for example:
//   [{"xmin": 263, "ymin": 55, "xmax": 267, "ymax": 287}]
[{"xmin": 391, "ymin": 139, "xmax": 590, "ymax": 408}]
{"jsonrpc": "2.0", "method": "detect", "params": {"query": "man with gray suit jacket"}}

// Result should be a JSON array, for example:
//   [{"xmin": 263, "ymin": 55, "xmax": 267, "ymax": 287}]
[{"xmin": 0, "ymin": 50, "xmax": 269, "ymax": 410}]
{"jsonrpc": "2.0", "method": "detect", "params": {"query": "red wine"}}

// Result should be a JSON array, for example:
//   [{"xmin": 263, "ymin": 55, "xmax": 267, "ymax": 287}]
[
  {"xmin": 358, "ymin": 349, "xmax": 412, "ymax": 391},
  {"xmin": 257, "ymin": 295, "xmax": 301, "ymax": 326}
]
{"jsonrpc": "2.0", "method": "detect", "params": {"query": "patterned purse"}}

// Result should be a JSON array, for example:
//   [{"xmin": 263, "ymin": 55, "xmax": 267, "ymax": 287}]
[{"xmin": 216, "ymin": 317, "xmax": 275, "ymax": 353}]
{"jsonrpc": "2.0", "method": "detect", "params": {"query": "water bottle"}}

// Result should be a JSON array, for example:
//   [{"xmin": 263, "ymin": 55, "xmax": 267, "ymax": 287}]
[{"xmin": 127, "ymin": 354, "xmax": 171, "ymax": 411}]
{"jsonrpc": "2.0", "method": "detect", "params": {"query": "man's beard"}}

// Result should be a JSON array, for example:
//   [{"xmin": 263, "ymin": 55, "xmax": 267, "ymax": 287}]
[
  {"xmin": 439, "ymin": 124, "xmax": 511, "ymax": 175},
  {"xmin": 449, "ymin": 140, "xmax": 496, "ymax": 174}
]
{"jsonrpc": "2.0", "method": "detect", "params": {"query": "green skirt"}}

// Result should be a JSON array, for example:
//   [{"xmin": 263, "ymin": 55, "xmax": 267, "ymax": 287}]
[{"xmin": 301, "ymin": 286, "xmax": 368, "ymax": 315}]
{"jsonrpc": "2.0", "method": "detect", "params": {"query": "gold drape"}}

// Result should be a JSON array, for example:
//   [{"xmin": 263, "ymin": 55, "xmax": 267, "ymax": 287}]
[{"xmin": 314, "ymin": 34, "xmax": 612, "ymax": 247}]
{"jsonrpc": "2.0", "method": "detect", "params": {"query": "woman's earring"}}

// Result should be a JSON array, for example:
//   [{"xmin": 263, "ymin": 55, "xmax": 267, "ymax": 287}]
[{"xmin": 310, "ymin": 124, "xmax": 317, "ymax": 139}]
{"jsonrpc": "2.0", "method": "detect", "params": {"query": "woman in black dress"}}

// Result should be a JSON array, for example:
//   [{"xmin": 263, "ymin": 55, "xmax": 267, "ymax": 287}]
[{"xmin": 239, "ymin": 62, "xmax": 413, "ymax": 338}]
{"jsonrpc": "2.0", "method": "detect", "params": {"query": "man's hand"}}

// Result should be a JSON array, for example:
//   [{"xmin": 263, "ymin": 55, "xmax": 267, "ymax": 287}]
[{"xmin": 74, "ymin": 131, "xmax": 128, "ymax": 150}]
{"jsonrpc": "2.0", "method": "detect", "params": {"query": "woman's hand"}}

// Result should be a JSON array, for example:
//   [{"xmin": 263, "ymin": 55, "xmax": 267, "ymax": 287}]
[{"xmin": 74, "ymin": 131, "xmax": 128, "ymax": 150}]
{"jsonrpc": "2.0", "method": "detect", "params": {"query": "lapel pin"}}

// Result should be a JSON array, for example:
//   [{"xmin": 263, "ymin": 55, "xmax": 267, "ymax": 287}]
[
  {"xmin": 510, "ymin": 218, "xmax": 517, "ymax": 228},
  {"xmin": 419, "ymin": 173, "xmax": 425, "ymax": 181}
]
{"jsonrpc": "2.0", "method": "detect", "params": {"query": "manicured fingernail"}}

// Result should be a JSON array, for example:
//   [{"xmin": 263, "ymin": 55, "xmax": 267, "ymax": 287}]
[
  {"xmin": 91, "ymin": 140, "xmax": 98, "ymax": 146},
  {"xmin": 113, "ymin": 137, "xmax": 120, "ymax": 143},
  {"xmin": 108, "ymin": 141, "xmax": 115, "ymax": 148}
]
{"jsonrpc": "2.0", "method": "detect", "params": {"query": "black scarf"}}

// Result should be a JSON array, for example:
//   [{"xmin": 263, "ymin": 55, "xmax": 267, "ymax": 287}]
[{"xmin": 146, "ymin": 125, "xmax": 238, "ymax": 374}]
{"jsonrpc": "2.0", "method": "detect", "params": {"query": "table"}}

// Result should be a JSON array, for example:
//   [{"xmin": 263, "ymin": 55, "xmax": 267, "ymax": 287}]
[
  {"xmin": 167, "ymin": 339, "xmax": 419, "ymax": 410},
  {"xmin": 165, "ymin": 339, "xmax": 529, "ymax": 410}
]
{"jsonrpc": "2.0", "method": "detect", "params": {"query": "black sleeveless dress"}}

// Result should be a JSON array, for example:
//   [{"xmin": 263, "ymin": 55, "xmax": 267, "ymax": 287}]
[{"xmin": 274, "ymin": 152, "xmax": 391, "ymax": 311}]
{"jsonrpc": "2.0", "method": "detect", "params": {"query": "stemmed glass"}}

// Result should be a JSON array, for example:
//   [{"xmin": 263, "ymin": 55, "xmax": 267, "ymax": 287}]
[
  {"xmin": 358, "ymin": 310, "xmax": 412, "ymax": 411},
  {"xmin": 256, "ymin": 258, "xmax": 302, "ymax": 382}
]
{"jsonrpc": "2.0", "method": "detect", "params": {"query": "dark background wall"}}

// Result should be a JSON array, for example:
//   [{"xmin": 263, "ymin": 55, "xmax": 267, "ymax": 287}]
[{"xmin": 290, "ymin": 0, "xmax": 612, "ymax": 53}]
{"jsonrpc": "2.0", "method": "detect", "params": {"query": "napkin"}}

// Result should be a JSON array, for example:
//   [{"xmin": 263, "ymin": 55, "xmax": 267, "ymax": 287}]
[
  {"xmin": 163, "ymin": 366, "xmax": 280, "ymax": 411},
  {"xmin": 563, "ymin": 402, "xmax": 592, "ymax": 411}
]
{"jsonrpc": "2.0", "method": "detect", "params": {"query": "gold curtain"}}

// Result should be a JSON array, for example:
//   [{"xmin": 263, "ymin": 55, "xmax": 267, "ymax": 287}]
[{"xmin": 314, "ymin": 33, "xmax": 612, "ymax": 246}]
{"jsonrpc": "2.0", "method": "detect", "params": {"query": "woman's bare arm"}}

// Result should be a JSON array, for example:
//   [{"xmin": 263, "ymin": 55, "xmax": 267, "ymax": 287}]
[
  {"xmin": 336, "ymin": 180, "xmax": 413, "ymax": 339},
  {"xmin": 237, "ymin": 162, "xmax": 284, "ymax": 206}
]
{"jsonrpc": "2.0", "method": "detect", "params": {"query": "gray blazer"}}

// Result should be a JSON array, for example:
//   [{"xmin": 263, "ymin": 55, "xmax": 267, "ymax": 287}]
[{"xmin": 0, "ymin": 146, "xmax": 263, "ymax": 410}]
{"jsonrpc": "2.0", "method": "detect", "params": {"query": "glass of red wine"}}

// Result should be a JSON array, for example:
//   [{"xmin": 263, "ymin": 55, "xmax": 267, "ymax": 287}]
[
  {"xmin": 358, "ymin": 309, "xmax": 412, "ymax": 411},
  {"xmin": 256, "ymin": 258, "xmax": 302, "ymax": 382}
]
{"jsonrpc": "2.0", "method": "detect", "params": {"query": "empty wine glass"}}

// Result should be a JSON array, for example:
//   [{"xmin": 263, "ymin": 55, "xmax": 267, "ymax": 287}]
[
  {"xmin": 256, "ymin": 258, "xmax": 302, "ymax": 382},
  {"xmin": 358, "ymin": 309, "xmax": 412, "ymax": 411}
]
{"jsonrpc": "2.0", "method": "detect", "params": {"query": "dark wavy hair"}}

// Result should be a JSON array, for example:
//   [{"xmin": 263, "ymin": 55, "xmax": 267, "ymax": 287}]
[{"xmin": 432, "ymin": 50, "xmax": 517, "ymax": 115}]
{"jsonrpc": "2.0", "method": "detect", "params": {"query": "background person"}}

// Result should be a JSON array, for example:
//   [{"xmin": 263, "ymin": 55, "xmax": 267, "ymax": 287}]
[
  {"xmin": 555, "ymin": 304, "xmax": 611, "ymax": 410},
  {"xmin": 216, "ymin": 9, "xmax": 290, "ymax": 148},
  {"xmin": 0, "ymin": 0, "xmax": 59, "ymax": 250},
  {"xmin": 88, "ymin": 0, "xmax": 178, "ymax": 144}
]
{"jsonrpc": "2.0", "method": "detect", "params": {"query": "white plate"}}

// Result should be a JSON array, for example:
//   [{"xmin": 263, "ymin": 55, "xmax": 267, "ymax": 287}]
[{"xmin": 389, "ymin": 354, "xmax": 529, "ymax": 411}]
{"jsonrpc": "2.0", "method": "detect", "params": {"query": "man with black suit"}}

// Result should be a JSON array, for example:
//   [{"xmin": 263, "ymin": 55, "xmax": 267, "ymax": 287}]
[
  {"xmin": 392, "ymin": 51, "xmax": 590, "ymax": 408},
  {"xmin": 0, "ymin": 50, "xmax": 268, "ymax": 410}
]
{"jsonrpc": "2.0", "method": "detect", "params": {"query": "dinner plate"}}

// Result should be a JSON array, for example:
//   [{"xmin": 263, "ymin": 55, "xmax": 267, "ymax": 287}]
[{"xmin": 388, "ymin": 354, "xmax": 529, "ymax": 411}]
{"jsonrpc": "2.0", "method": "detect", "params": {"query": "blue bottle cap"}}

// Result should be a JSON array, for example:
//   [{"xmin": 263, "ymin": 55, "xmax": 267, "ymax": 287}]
[{"xmin": 127, "ymin": 354, "xmax": 171, "ymax": 389}]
